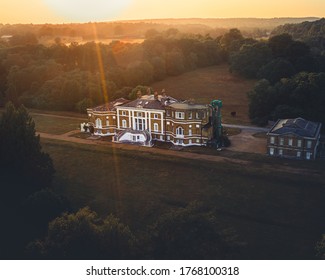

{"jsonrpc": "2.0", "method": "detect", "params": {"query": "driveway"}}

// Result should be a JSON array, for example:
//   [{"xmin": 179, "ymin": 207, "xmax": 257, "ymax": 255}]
[{"xmin": 223, "ymin": 124, "xmax": 268, "ymax": 154}]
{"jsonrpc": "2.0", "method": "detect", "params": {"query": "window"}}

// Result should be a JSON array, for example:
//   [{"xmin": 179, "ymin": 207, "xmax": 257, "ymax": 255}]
[
  {"xmin": 176, "ymin": 127, "xmax": 184, "ymax": 135},
  {"xmin": 306, "ymin": 152, "xmax": 311, "ymax": 160},
  {"xmin": 297, "ymin": 140, "xmax": 302, "ymax": 147},
  {"xmin": 176, "ymin": 112, "xmax": 184, "ymax": 119},
  {"xmin": 278, "ymin": 149, "xmax": 283, "ymax": 156},
  {"xmin": 288, "ymin": 138, "xmax": 293, "ymax": 146},
  {"xmin": 167, "ymin": 135, "xmax": 170, "ymax": 141},
  {"xmin": 189, "ymin": 129, "xmax": 192, "ymax": 136},
  {"xmin": 122, "ymin": 120, "xmax": 127, "ymax": 128},
  {"xmin": 95, "ymin": 118, "xmax": 102, "ymax": 128},
  {"xmin": 269, "ymin": 148, "xmax": 274, "ymax": 155},
  {"xmin": 188, "ymin": 112, "xmax": 192, "ymax": 119},
  {"xmin": 307, "ymin": 140, "xmax": 312, "ymax": 149},
  {"xmin": 196, "ymin": 124, "xmax": 200, "ymax": 128},
  {"xmin": 270, "ymin": 136, "xmax": 275, "ymax": 144},
  {"xmin": 153, "ymin": 114, "xmax": 158, "ymax": 119},
  {"xmin": 196, "ymin": 139, "xmax": 200, "ymax": 143},
  {"xmin": 297, "ymin": 151, "xmax": 301, "ymax": 158},
  {"xmin": 167, "ymin": 121, "xmax": 170, "ymax": 125},
  {"xmin": 166, "ymin": 110, "xmax": 170, "ymax": 117},
  {"xmin": 189, "ymin": 139, "xmax": 192, "ymax": 144},
  {"xmin": 122, "ymin": 111, "xmax": 126, "ymax": 116},
  {"xmin": 279, "ymin": 138, "xmax": 284, "ymax": 145},
  {"xmin": 189, "ymin": 125, "xmax": 192, "ymax": 128},
  {"xmin": 137, "ymin": 112, "xmax": 142, "ymax": 117},
  {"xmin": 196, "ymin": 112, "xmax": 199, "ymax": 119},
  {"xmin": 154, "ymin": 123, "xmax": 159, "ymax": 132},
  {"xmin": 106, "ymin": 120, "xmax": 109, "ymax": 127}
]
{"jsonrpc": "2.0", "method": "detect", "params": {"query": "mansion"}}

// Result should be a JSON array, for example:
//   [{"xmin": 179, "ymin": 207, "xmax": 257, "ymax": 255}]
[
  {"xmin": 266, "ymin": 117, "xmax": 322, "ymax": 160},
  {"xmin": 86, "ymin": 92, "xmax": 213, "ymax": 147}
]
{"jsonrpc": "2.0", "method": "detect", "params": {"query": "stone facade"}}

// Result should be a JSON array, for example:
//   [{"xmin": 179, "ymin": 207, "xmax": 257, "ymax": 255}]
[{"xmin": 87, "ymin": 94, "xmax": 212, "ymax": 147}]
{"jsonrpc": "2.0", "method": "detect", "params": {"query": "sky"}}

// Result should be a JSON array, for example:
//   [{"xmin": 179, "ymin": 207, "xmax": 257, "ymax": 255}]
[{"xmin": 0, "ymin": 0, "xmax": 324, "ymax": 24}]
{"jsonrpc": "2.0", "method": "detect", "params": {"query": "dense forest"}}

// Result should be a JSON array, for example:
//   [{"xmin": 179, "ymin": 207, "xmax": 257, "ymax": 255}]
[
  {"xmin": 227, "ymin": 19, "xmax": 325, "ymax": 126},
  {"xmin": 0, "ymin": 27, "xmax": 229, "ymax": 111}
]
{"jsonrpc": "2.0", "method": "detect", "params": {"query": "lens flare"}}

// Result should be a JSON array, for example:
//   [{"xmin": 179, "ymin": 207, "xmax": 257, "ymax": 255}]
[{"xmin": 43, "ymin": 0, "xmax": 133, "ymax": 22}]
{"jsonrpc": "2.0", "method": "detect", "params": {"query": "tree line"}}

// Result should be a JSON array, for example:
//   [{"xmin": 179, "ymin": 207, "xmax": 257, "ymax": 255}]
[
  {"xmin": 0, "ymin": 28, "xmax": 230, "ymax": 112},
  {"xmin": 227, "ymin": 25, "xmax": 325, "ymax": 126}
]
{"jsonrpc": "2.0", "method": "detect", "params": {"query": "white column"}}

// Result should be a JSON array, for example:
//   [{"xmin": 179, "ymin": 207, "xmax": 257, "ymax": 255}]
[
  {"xmin": 128, "ymin": 109, "xmax": 131, "ymax": 128},
  {"xmin": 148, "ymin": 111, "xmax": 151, "ymax": 132},
  {"xmin": 117, "ymin": 109, "xmax": 120, "ymax": 129},
  {"xmin": 160, "ymin": 112, "xmax": 164, "ymax": 134},
  {"xmin": 132, "ymin": 110, "xmax": 136, "ymax": 130}
]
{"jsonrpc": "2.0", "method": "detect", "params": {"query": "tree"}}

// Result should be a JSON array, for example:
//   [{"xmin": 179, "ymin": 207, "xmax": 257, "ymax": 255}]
[
  {"xmin": 268, "ymin": 33, "xmax": 293, "ymax": 57},
  {"xmin": 257, "ymin": 58, "xmax": 296, "ymax": 84},
  {"xmin": 27, "ymin": 207, "xmax": 136, "ymax": 259},
  {"xmin": 247, "ymin": 79, "xmax": 278, "ymax": 125},
  {"xmin": 146, "ymin": 202, "xmax": 242, "ymax": 259},
  {"xmin": 220, "ymin": 28, "xmax": 244, "ymax": 52},
  {"xmin": 230, "ymin": 42, "xmax": 272, "ymax": 78},
  {"xmin": 0, "ymin": 102, "xmax": 54, "ymax": 197},
  {"xmin": 316, "ymin": 234, "xmax": 325, "ymax": 259},
  {"xmin": 128, "ymin": 85, "xmax": 153, "ymax": 100}
]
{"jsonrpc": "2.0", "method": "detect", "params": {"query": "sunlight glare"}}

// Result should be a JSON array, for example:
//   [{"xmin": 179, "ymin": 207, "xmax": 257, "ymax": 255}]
[{"xmin": 43, "ymin": 0, "xmax": 133, "ymax": 22}]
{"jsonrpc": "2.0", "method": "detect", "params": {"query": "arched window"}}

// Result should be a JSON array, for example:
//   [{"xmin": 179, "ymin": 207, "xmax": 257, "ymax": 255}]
[
  {"xmin": 122, "ymin": 119, "xmax": 127, "ymax": 128},
  {"xmin": 96, "ymin": 118, "xmax": 102, "ymax": 128},
  {"xmin": 176, "ymin": 126, "xmax": 184, "ymax": 135}
]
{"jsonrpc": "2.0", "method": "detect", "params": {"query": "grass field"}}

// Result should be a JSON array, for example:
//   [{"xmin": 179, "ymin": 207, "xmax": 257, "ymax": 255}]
[
  {"xmin": 41, "ymin": 138, "xmax": 325, "ymax": 259},
  {"xmin": 32, "ymin": 114, "xmax": 82, "ymax": 135},
  {"xmin": 150, "ymin": 64, "xmax": 257, "ymax": 125}
]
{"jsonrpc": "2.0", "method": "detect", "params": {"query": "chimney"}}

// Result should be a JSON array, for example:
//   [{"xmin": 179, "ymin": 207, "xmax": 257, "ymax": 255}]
[
  {"xmin": 154, "ymin": 91, "xmax": 159, "ymax": 100},
  {"xmin": 161, "ymin": 89, "xmax": 166, "ymax": 97},
  {"xmin": 137, "ymin": 90, "xmax": 142, "ymax": 99}
]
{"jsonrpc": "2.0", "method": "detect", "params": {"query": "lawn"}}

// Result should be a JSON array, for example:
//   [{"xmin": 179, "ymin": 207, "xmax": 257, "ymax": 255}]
[
  {"xmin": 41, "ymin": 138, "xmax": 325, "ymax": 259},
  {"xmin": 150, "ymin": 64, "xmax": 257, "ymax": 125},
  {"xmin": 32, "ymin": 114, "xmax": 84, "ymax": 134}
]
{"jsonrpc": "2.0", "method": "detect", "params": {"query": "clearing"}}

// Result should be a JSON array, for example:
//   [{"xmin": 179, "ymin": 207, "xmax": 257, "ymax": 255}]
[{"xmin": 150, "ymin": 64, "xmax": 257, "ymax": 125}]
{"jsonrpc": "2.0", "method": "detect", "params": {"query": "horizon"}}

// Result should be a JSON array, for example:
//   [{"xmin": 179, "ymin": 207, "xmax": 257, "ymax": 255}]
[
  {"xmin": 1, "ymin": 0, "xmax": 325, "ymax": 24},
  {"xmin": 0, "ymin": 16, "xmax": 322, "ymax": 26}
]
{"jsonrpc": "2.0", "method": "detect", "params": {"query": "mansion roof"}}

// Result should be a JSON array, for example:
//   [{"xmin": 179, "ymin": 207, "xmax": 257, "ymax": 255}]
[
  {"xmin": 268, "ymin": 117, "xmax": 321, "ymax": 138},
  {"xmin": 91, "ymin": 98, "xmax": 129, "ymax": 112},
  {"xmin": 119, "ymin": 94, "xmax": 178, "ymax": 110},
  {"xmin": 88, "ymin": 93, "xmax": 210, "ymax": 113}
]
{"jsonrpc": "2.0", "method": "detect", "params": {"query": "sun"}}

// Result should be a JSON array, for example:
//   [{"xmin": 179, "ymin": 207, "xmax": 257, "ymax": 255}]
[{"xmin": 43, "ymin": 0, "xmax": 133, "ymax": 22}]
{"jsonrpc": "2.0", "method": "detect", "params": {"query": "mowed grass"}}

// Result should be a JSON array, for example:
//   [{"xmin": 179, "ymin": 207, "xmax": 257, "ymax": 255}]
[
  {"xmin": 42, "ymin": 138, "xmax": 325, "ymax": 259},
  {"xmin": 32, "ymin": 114, "xmax": 84, "ymax": 134},
  {"xmin": 151, "ymin": 64, "xmax": 256, "ymax": 125}
]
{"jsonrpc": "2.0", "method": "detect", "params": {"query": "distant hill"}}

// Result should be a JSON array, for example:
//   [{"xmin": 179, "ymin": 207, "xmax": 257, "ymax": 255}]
[
  {"xmin": 0, "ymin": 17, "xmax": 320, "ymax": 43},
  {"xmin": 271, "ymin": 18, "xmax": 325, "ymax": 39},
  {"xmin": 134, "ymin": 17, "xmax": 320, "ymax": 29}
]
